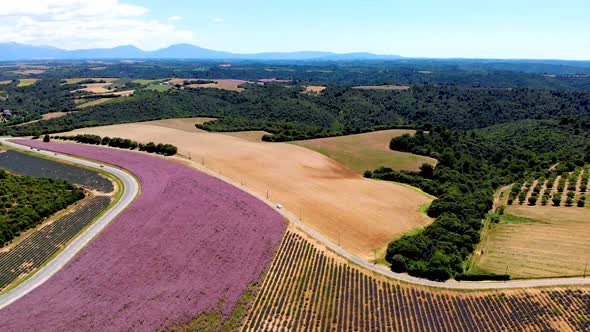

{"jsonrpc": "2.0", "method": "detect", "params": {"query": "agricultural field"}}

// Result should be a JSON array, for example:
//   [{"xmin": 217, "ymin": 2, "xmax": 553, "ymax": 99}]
[
  {"xmin": 0, "ymin": 80, "xmax": 12, "ymax": 85},
  {"xmin": 16, "ymin": 79, "xmax": 38, "ymax": 87},
  {"xmin": 75, "ymin": 98, "xmax": 114, "ymax": 108},
  {"xmin": 293, "ymin": 129, "xmax": 437, "ymax": 174},
  {"xmin": 303, "ymin": 85, "xmax": 326, "ymax": 94},
  {"xmin": 131, "ymin": 79, "xmax": 161, "ymax": 85},
  {"xmin": 75, "ymin": 82, "xmax": 112, "ymax": 93},
  {"xmin": 243, "ymin": 228, "xmax": 590, "ymax": 331},
  {"xmin": 0, "ymin": 150, "xmax": 114, "ymax": 193},
  {"xmin": 0, "ymin": 140, "xmax": 286, "ymax": 330},
  {"xmin": 145, "ymin": 83, "xmax": 172, "ymax": 92},
  {"xmin": 63, "ymin": 78, "xmax": 118, "ymax": 84},
  {"xmin": 352, "ymin": 85, "xmax": 410, "ymax": 90},
  {"xmin": 63, "ymin": 122, "xmax": 432, "ymax": 260},
  {"xmin": 0, "ymin": 196, "xmax": 110, "ymax": 290},
  {"xmin": 13, "ymin": 112, "xmax": 69, "ymax": 126},
  {"xmin": 167, "ymin": 78, "xmax": 250, "ymax": 92},
  {"xmin": 472, "ymin": 167, "xmax": 590, "ymax": 278}
]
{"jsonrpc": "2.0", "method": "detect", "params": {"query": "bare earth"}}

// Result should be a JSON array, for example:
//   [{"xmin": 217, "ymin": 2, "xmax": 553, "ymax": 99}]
[
  {"xmin": 293, "ymin": 129, "xmax": 437, "ymax": 173},
  {"xmin": 64, "ymin": 121, "xmax": 432, "ymax": 260}
]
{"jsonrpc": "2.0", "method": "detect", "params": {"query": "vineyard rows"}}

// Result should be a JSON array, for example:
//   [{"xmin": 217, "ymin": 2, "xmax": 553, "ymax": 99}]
[
  {"xmin": 508, "ymin": 166, "xmax": 589, "ymax": 207},
  {"xmin": 0, "ymin": 150, "xmax": 113, "ymax": 193},
  {"xmin": 243, "ymin": 231, "xmax": 590, "ymax": 331},
  {"xmin": 0, "ymin": 196, "xmax": 110, "ymax": 290}
]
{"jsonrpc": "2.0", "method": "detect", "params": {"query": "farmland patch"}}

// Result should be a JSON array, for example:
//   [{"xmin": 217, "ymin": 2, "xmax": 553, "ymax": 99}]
[
  {"xmin": 63, "ymin": 122, "xmax": 432, "ymax": 260},
  {"xmin": 293, "ymin": 129, "xmax": 437, "ymax": 174}
]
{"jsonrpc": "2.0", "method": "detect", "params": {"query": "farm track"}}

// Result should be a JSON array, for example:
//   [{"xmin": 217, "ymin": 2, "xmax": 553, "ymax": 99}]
[{"xmin": 0, "ymin": 138, "xmax": 139, "ymax": 310}]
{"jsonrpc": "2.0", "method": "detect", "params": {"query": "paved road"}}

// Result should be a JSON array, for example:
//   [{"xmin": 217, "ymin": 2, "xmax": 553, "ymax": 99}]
[
  {"xmin": 171, "ymin": 155, "xmax": 590, "ymax": 290},
  {"xmin": 0, "ymin": 138, "xmax": 587, "ymax": 308},
  {"xmin": 0, "ymin": 139, "xmax": 140, "ymax": 309}
]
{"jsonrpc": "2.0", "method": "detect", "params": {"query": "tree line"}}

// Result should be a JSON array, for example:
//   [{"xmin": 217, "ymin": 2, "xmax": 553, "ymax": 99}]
[
  {"xmin": 51, "ymin": 134, "xmax": 178, "ymax": 156},
  {"xmin": 365, "ymin": 119, "xmax": 590, "ymax": 281}
]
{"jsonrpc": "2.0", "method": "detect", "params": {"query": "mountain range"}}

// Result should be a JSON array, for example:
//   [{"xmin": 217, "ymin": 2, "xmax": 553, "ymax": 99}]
[{"xmin": 0, "ymin": 42, "xmax": 403, "ymax": 61}]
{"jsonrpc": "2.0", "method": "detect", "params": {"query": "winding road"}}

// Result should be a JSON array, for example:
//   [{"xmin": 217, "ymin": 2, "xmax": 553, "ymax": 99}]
[
  {"xmin": 0, "ymin": 137, "xmax": 588, "ymax": 313},
  {"xmin": 0, "ymin": 138, "xmax": 140, "ymax": 310}
]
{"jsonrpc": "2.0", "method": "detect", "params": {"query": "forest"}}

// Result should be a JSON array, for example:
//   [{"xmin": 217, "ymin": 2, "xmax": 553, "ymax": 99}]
[
  {"xmin": 366, "ymin": 118, "xmax": 590, "ymax": 281},
  {"xmin": 0, "ymin": 169, "xmax": 85, "ymax": 246},
  {"xmin": 4, "ymin": 83, "xmax": 590, "ymax": 139},
  {"xmin": 2, "ymin": 60, "xmax": 590, "ymax": 89}
]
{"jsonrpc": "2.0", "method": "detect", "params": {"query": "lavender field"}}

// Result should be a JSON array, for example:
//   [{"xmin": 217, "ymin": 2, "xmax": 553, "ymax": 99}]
[{"xmin": 0, "ymin": 140, "xmax": 286, "ymax": 331}]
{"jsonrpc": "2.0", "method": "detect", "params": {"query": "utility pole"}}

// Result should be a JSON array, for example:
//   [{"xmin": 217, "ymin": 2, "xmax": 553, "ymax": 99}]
[
  {"xmin": 372, "ymin": 249, "xmax": 377, "ymax": 265},
  {"xmin": 188, "ymin": 152, "xmax": 191, "ymax": 160},
  {"xmin": 201, "ymin": 156, "xmax": 205, "ymax": 165},
  {"xmin": 266, "ymin": 189, "xmax": 269, "ymax": 200}
]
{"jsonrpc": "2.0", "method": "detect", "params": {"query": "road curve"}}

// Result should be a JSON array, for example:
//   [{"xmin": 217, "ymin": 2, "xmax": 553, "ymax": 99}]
[
  {"xmin": 2, "ymin": 138, "xmax": 589, "ymax": 295},
  {"xmin": 0, "ymin": 138, "xmax": 140, "ymax": 309},
  {"xmin": 171, "ymin": 155, "xmax": 590, "ymax": 290}
]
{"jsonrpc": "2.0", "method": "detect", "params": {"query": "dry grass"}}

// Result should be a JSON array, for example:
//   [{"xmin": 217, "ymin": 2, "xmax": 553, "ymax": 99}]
[
  {"xmin": 16, "ymin": 79, "xmax": 38, "ymax": 87},
  {"xmin": 75, "ymin": 83, "xmax": 112, "ymax": 93},
  {"xmin": 75, "ymin": 98, "xmax": 114, "ymax": 109},
  {"xmin": 303, "ymin": 85, "xmax": 326, "ymax": 94},
  {"xmin": 473, "ymin": 201, "xmax": 590, "ymax": 278},
  {"xmin": 293, "ymin": 130, "xmax": 437, "ymax": 174},
  {"xmin": 14, "ymin": 112, "xmax": 69, "ymax": 126},
  {"xmin": 352, "ymin": 85, "xmax": 411, "ymax": 91},
  {"xmin": 222, "ymin": 131, "xmax": 269, "ymax": 142},
  {"xmin": 63, "ymin": 78, "xmax": 118, "ymax": 84},
  {"xmin": 64, "ymin": 122, "xmax": 432, "ymax": 260},
  {"xmin": 10, "ymin": 69, "xmax": 45, "ymax": 75},
  {"xmin": 168, "ymin": 78, "xmax": 250, "ymax": 92}
]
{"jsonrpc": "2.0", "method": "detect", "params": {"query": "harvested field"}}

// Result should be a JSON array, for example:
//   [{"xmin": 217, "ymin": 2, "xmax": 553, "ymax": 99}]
[
  {"xmin": 223, "ymin": 131, "xmax": 268, "ymax": 142},
  {"xmin": 0, "ymin": 140, "xmax": 286, "ymax": 330},
  {"xmin": 168, "ymin": 78, "xmax": 250, "ymax": 92},
  {"xmin": 13, "ymin": 112, "xmax": 69, "ymax": 126},
  {"xmin": 132, "ymin": 79, "xmax": 160, "ymax": 85},
  {"xmin": 244, "ymin": 228, "xmax": 590, "ymax": 331},
  {"xmin": 352, "ymin": 85, "xmax": 410, "ymax": 91},
  {"xmin": 75, "ymin": 98, "xmax": 113, "ymax": 108},
  {"xmin": 303, "ymin": 85, "xmax": 326, "ymax": 94},
  {"xmin": 473, "ymin": 204, "xmax": 590, "ymax": 279},
  {"xmin": 10, "ymin": 69, "xmax": 45, "ymax": 75},
  {"xmin": 144, "ymin": 117, "xmax": 215, "ymax": 132},
  {"xmin": 293, "ymin": 130, "xmax": 437, "ymax": 174},
  {"xmin": 63, "ymin": 78, "xmax": 118, "ymax": 84},
  {"xmin": 0, "ymin": 80, "xmax": 12, "ymax": 85},
  {"xmin": 64, "ymin": 122, "xmax": 432, "ymax": 260},
  {"xmin": 474, "ymin": 167, "xmax": 590, "ymax": 278},
  {"xmin": 75, "ymin": 82, "xmax": 111, "ymax": 93},
  {"xmin": 16, "ymin": 79, "xmax": 38, "ymax": 87}
]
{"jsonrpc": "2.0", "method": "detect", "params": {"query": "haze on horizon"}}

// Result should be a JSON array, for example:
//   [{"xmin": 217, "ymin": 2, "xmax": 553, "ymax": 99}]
[{"xmin": 0, "ymin": 0, "xmax": 588, "ymax": 60}]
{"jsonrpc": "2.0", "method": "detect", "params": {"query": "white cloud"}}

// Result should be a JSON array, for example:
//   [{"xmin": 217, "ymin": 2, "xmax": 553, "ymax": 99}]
[
  {"xmin": 168, "ymin": 16, "xmax": 182, "ymax": 21},
  {"xmin": 0, "ymin": 0, "xmax": 198, "ymax": 50},
  {"xmin": 212, "ymin": 17, "xmax": 224, "ymax": 23}
]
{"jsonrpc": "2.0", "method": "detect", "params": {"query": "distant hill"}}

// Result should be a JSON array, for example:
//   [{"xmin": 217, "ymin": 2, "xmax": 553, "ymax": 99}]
[{"xmin": 0, "ymin": 42, "xmax": 402, "ymax": 61}]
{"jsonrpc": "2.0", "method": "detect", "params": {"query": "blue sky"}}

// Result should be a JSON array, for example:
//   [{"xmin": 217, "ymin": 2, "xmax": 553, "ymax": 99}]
[{"xmin": 1, "ymin": 0, "xmax": 588, "ymax": 59}]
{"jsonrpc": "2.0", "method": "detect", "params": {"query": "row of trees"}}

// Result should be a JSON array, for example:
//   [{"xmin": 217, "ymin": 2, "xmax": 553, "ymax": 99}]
[
  {"xmin": 52, "ymin": 134, "xmax": 178, "ymax": 156},
  {"xmin": 4, "ymin": 82, "xmax": 590, "ymax": 141}
]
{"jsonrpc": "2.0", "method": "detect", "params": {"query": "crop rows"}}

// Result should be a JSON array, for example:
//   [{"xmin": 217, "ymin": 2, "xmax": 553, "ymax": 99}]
[
  {"xmin": 0, "ymin": 150, "xmax": 113, "ymax": 192},
  {"xmin": 509, "ymin": 166, "xmax": 589, "ymax": 207},
  {"xmin": 243, "ymin": 231, "xmax": 590, "ymax": 331},
  {"xmin": 0, "ymin": 196, "xmax": 110, "ymax": 290}
]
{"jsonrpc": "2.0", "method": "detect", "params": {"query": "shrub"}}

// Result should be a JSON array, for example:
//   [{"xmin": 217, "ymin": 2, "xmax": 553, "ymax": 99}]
[
  {"xmin": 528, "ymin": 196, "xmax": 537, "ymax": 205},
  {"xmin": 389, "ymin": 254, "xmax": 407, "ymax": 273},
  {"xmin": 43, "ymin": 134, "xmax": 50, "ymax": 143}
]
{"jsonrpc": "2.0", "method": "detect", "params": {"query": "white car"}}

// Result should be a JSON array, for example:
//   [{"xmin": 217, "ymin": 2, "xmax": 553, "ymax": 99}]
[{"xmin": 276, "ymin": 204, "xmax": 282, "ymax": 209}]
